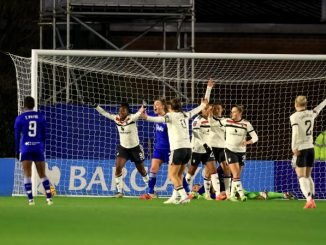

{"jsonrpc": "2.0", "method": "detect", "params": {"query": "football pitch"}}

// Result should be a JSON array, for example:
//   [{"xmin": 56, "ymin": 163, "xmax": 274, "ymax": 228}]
[{"xmin": 0, "ymin": 197, "xmax": 325, "ymax": 245}]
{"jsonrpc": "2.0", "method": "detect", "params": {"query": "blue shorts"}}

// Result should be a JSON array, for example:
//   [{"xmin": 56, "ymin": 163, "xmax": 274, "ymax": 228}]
[
  {"xmin": 20, "ymin": 151, "xmax": 45, "ymax": 162},
  {"xmin": 152, "ymin": 148, "xmax": 170, "ymax": 163}
]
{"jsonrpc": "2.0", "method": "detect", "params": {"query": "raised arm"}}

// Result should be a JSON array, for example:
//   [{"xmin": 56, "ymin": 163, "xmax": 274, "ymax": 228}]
[
  {"xmin": 95, "ymin": 105, "xmax": 116, "ymax": 120},
  {"xmin": 313, "ymin": 98, "xmax": 326, "ymax": 116},
  {"xmin": 204, "ymin": 79, "xmax": 214, "ymax": 102},
  {"xmin": 185, "ymin": 100, "xmax": 207, "ymax": 118}
]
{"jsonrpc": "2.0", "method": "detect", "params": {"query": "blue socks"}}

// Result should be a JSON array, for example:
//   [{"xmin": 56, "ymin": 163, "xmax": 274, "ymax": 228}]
[
  {"xmin": 41, "ymin": 177, "xmax": 52, "ymax": 199},
  {"xmin": 148, "ymin": 172, "xmax": 157, "ymax": 194},
  {"xmin": 183, "ymin": 176, "xmax": 190, "ymax": 194},
  {"xmin": 24, "ymin": 177, "xmax": 33, "ymax": 200}
]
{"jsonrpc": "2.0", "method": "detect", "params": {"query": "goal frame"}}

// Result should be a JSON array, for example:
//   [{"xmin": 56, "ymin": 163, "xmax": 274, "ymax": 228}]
[{"xmin": 29, "ymin": 49, "xmax": 326, "ymax": 197}]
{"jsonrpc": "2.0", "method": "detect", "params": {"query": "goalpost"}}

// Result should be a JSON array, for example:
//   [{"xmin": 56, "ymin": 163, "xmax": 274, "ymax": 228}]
[{"xmin": 10, "ymin": 50, "xmax": 326, "ymax": 198}]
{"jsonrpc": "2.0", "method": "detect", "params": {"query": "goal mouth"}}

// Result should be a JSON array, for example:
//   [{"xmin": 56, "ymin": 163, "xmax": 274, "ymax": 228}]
[{"xmin": 9, "ymin": 50, "xmax": 326, "ymax": 198}]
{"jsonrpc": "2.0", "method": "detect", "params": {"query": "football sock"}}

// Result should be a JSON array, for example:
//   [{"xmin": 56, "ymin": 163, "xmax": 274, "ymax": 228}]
[
  {"xmin": 204, "ymin": 177, "xmax": 211, "ymax": 195},
  {"xmin": 210, "ymin": 173, "xmax": 220, "ymax": 196},
  {"xmin": 24, "ymin": 177, "xmax": 33, "ymax": 200},
  {"xmin": 142, "ymin": 173, "xmax": 149, "ymax": 184},
  {"xmin": 224, "ymin": 176, "xmax": 231, "ymax": 197},
  {"xmin": 298, "ymin": 177, "xmax": 309, "ymax": 200},
  {"xmin": 185, "ymin": 173, "xmax": 193, "ymax": 184},
  {"xmin": 246, "ymin": 192, "xmax": 260, "ymax": 199},
  {"xmin": 148, "ymin": 172, "xmax": 157, "ymax": 194},
  {"xmin": 115, "ymin": 174, "xmax": 123, "ymax": 193},
  {"xmin": 182, "ymin": 176, "xmax": 190, "ymax": 193},
  {"xmin": 176, "ymin": 186, "xmax": 188, "ymax": 199},
  {"xmin": 308, "ymin": 176, "xmax": 315, "ymax": 198},
  {"xmin": 172, "ymin": 189, "xmax": 179, "ymax": 199},
  {"xmin": 266, "ymin": 192, "xmax": 284, "ymax": 199},
  {"xmin": 232, "ymin": 178, "xmax": 245, "ymax": 198},
  {"xmin": 41, "ymin": 177, "xmax": 52, "ymax": 199}
]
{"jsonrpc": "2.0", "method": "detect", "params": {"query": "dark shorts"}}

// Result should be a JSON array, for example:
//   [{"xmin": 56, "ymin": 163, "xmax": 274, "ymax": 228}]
[
  {"xmin": 212, "ymin": 147, "xmax": 226, "ymax": 164},
  {"xmin": 295, "ymin": 148, "xmax": 315, "ymax": 168},
  {"xmin": 224, "ymin": 149, "xmax": 245, "ymax": 166},
  {"xmin": 152, "ymin": 148, "xmax": 170, "ymax": 163},
  {"xmin": 170, "ymin": 148, "xmax": 192, "ymax": 165},
  {"xmin": 20, "ymin": 151, "xmax": 45, "ymax": 162},
  {"xmin": 191, "ymin": 152, "xmax": 215, "ymax": 166},
  {"xmin": 117, "ymin": 145, "xmax": 145, "ymax": 164}
]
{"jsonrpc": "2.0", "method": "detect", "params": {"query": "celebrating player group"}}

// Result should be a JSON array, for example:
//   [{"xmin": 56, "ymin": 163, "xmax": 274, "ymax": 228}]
[{"xmin": 15, "ymin": 80, "xmax": 326, "ymax": 208}]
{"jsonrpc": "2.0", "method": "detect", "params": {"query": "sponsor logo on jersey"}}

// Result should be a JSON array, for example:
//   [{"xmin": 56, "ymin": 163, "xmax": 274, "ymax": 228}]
[{"xmin": 156, "ymin": 124, "xmax": 164, "ymax": 132}]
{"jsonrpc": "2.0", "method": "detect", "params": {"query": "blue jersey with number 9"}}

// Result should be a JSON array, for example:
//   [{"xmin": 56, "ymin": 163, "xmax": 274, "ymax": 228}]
[{"xmin": 14, "ymin": 110, "xmax": 46, "ymax": 154}]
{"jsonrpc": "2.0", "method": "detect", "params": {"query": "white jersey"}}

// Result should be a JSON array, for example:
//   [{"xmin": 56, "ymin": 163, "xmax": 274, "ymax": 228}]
[
  {"xmin": 208, "ymin": 116, "xmax": 226, "ymax": 148},
  {"xmin": 290, "ymin": 110, "xmax": 317, "ymax": 151},
  {"xmin": 191, "ymin": 115, "xmax": 211, "ymax": 153},
  {"xmin": 290, "ymin": 99, "xmax": 326, "ymax": 151},
  {"xmin": 96, "ymin": 106, "xmax": 141, "ymax": 149},
  {"xmin": 220, "ymin": 118, "xmax": 258, "ymax": 153},
  {"xmin": 147, "ymin": 103, "xmax": 206, "ymax": 151}
]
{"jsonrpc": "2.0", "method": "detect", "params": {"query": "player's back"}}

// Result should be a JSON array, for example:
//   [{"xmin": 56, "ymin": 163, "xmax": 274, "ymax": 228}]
[
  {"xmin": 15, "ymin": 110, "xmax": 46, "ymax": 153},
  {"xmin": 166, "ymin": 111, "xmax": 191, "ymax": 150},
  {"xmin": 290, "ymin": 110, "xmax": 316, "ymax": 150}
]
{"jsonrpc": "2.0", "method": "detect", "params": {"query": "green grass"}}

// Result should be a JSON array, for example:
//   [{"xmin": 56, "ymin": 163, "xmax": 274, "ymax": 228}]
[{"xmin": 0, "ymin": 197, "xmax": 325, "ymax": 245}]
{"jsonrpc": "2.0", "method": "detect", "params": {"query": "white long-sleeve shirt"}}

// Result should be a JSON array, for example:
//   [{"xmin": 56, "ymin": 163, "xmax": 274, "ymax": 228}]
[
  {"xmin": 191, "ymin": 115, "xmax": 211, "ymax": 153},
  {"xmin": 96, "ymin": 106, "xmax": 141, "ymax": 149},
  {"xmin": 220, "ymin": 118, "xmax": 258, "ymax": 153},
  {"xmin": 147, "ymin": 103, "xmax": 206, "ymax": 151},
  {"xmin": 208, "ymin": 116, "xmax": 226, "ymax": 148},
  {"xmin": 290, "ymin": 98, "xmax": 326, "ymax": 151}
]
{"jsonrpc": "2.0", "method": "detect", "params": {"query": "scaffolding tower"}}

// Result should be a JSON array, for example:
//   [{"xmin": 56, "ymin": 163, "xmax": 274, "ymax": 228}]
[{"xmin": 39, "ymin": 0, "xmax": 195, "ymax": 52}]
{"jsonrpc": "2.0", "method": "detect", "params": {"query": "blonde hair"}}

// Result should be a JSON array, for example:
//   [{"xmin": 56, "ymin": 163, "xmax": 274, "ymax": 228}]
[{"xmin": 295, "ymin": 96, "xmax": 307, "ymax": 107}]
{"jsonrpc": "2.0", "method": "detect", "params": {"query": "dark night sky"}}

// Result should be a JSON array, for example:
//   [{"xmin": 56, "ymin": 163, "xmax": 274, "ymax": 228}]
[{"xmin": 0, "ymin": 0, "xmax": 39, "ymax": 157}]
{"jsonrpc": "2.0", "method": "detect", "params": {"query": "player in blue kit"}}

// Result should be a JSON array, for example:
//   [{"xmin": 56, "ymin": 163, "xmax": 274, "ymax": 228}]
[
  {"xmin": 139, "ymin": 98, "xmax": 191, "ymax": 200},
  {"xmin": 140, "ymin": 99, "xmax": 169, "ymax": 199},
  {"xmin": 14, "ymin": 96, "xmax": 53, "ymax": 205}
]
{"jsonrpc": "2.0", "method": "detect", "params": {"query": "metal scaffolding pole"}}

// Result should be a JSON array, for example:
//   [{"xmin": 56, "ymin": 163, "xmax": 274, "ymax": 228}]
[
  {"xmin": 191, "ymin": 0, "xmax": 195, "ymax": 102},
  {"xmin": 66, "ymin": 0, "xmax": 71, "ymax": 103}
]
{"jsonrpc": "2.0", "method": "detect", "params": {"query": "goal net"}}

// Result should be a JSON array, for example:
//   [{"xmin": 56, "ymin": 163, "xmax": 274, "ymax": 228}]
[{"xmin": 10, "ymin": 50, "xmax": 326, "ymax": 198}]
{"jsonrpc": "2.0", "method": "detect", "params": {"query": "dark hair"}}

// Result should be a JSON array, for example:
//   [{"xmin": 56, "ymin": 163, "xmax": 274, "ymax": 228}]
[
  {"xmin": 120, "ymin": 102, "xmax": 131, "ymax": 113},
  {"xmin": 24, "ymin": 96, "xmax": 35, "ymax": 109},
  {"xmin": 213, "ymin": 101, "xmax": 225, "ymax": 109},
  {"xmin": 167, "ymin": 98, "xmax": 183, "ymax": 113},
  {"xmin": 232, "ymin": 104, "xmax": 244, "ymax": 113}
]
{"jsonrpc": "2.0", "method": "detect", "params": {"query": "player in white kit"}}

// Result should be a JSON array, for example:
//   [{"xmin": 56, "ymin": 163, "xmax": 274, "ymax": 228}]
[
  {"xmin": 143, "ymin": 81, "xmax": 213, "ymax": 204},
  {"xmin": 290, "ymin": 95, "xmax": 326, "ymax": 209},
  {"xmin": 91, "ymin": 102, "xmax": 148, "ymax": 197}
]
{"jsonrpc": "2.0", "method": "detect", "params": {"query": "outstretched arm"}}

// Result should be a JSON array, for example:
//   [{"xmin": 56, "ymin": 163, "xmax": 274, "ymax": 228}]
[
  {"xmin": 185, "ymin": 99, "xmax": 208, "ymax": 118},
  {"xmin": 129, "ymin": 106, "xmax": 146, "ymax": 122},
  {"xmin": 145, "ymin": 115, "xmax": 166, "ymax": 123},
  {"xmin": 95, "ymin": 105, "xmax": 116, "ymax": 120},
  {"xmin": 313, "ymin": 98, "xmax": 326, "ymax": 116}
]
